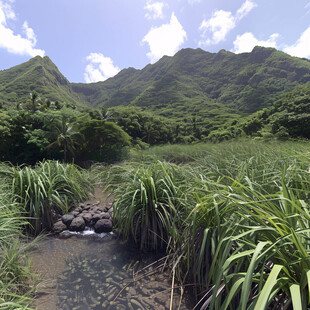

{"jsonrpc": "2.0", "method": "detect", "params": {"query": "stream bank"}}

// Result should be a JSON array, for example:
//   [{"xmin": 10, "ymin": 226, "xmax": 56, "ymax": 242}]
[{"xmin": 31, "ymin": 189, "xmax": 192, "ymax": 309}]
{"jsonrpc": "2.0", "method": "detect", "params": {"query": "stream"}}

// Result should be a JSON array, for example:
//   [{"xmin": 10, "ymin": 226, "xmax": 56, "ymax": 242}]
[{"xmin": 31, "ymin": 233, "xmax": 192, "ymax": 310}]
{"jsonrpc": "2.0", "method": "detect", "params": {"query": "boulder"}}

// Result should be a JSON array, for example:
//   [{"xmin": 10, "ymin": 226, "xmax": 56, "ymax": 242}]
[
  {"xmin": 82, "ymin": 213, "xmax": 93, "ymax": 225},
  {"xmin": 94, "ymin": 219, "xmax": 112, "ymax": 233},
  {"xmin": 53, "ymin": 220, "xmax": 67, "ymax": 234},
  {"xmin": 69, "ymin": 217, "xmax": 85, "ymax": 231},
  {"xmin": 72, "ymin": 211, "xmax": 80, "ymax": 217},
  {"xmin": 61, "ymin": 214, "xmax": 74, "ymax": 226},
  {"xmin": 92, "ymin": 213, "xmax": 101, "ymax": 223},
  {"xmin": 99, "ymin": 212, "xmax": 111, "ymax": 220}
]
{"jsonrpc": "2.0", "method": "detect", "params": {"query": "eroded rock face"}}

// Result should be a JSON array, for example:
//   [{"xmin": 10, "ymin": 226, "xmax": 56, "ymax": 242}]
[{"xmin": 55, "ymin": 202, "xmax": 114, "ymax": 234}]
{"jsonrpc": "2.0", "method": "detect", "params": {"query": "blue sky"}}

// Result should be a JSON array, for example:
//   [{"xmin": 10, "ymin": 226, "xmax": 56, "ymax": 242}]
[{"xmin": 0, "ymin": 0, "xmax": 310, "ymax": 83}]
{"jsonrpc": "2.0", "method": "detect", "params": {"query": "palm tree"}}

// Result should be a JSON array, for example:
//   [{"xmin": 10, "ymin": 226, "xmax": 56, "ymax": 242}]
[
  {"xmin": 47, "ymin": 116, "xmax": 81, "ymax": 162},
  {"xmin": 30, "ymin": 92, "xmax": 38, "ymax": 112}
]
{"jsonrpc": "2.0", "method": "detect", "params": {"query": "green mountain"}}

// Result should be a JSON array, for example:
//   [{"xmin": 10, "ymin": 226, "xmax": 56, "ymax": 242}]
[
  {"xmin": 235, "ymin": 82, "xmax": 310, "ymax": 139},
  {"xmin": 1, "ymin": 47, "xmax": 310, "ymax": 117},
  {"xmin": 0, "ymin": 56, "xmax": 82, "ymax": 107}
]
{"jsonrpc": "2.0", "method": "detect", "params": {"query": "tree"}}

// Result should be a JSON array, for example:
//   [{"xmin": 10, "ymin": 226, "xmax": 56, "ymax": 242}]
[
  {"xmin": 78, "ymin": 119, "xmax": 131, "ymax": 162},
  {"xmin": 47, "ymin": 116, "xmax": 81, "ymax": 162},
  {"xmin": 29, "ymin": 91, "xmax": 38, "ymax": 112}
]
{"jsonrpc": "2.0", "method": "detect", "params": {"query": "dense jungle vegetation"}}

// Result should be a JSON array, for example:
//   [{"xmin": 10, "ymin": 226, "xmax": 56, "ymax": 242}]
[{"xmin": 1, "ymin": 46, "xmax": 310, "ymax": 309}]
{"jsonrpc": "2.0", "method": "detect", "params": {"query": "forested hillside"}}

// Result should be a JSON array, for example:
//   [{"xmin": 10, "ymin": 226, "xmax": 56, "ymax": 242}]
[{"xmin": 1, "ymin": 47, "xmax": 310, "ymax": 116}]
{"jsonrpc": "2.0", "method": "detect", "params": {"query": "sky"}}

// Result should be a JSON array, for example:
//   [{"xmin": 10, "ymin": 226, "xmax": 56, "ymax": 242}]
[{"xmin": 0, "ymin": 0, "xmax": 310, "ymax": 83}]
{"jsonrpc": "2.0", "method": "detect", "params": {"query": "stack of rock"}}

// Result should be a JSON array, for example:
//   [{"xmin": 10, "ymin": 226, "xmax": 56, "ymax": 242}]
[{"xmin": 52, "ymin": 202, "xmax": 113, "ymax": 234}]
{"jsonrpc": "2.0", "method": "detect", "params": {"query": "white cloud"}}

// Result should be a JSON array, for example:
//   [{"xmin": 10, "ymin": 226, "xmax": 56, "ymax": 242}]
[
  {"xmin": 284, "ymin": 26, "xmax": 310, "ymax": 59},
  {"xmin": 199, "ymin": 0, "xmax": 257, "ymax": 46},
  {"xmin": 142, "ymin": 12, "xmax": 187, "ymax": 63},
  {"xmin": 84, "ymin": 53, "xmax": 120, "ymax": 83},
  {"xmin": 144, "ymin": 0, "xmax": 167, "ymax": 20},
  {"xmin": 23, "ymin": 21, "xmax": 37, "ymax": 45},
  {"xmin": 236, "ymin": 0, "xmax": 257, "ymax": 20},
  {"xmin": 0, "ymin": 0, "xmax": 45, "ymax": 57},
  {"xmin": 232, "ymin": 32, "xmax": 279, "ymax": 53},
  {"xmin": 199, "ymin": 10, "xmax": 235, "ymax": 46}
]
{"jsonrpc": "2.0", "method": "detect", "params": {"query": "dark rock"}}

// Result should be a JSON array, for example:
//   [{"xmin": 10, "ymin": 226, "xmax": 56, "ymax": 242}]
[
  {"xmin": 72, "ymin": 211, "xmax": 80, "ymax": 217},
  {"xmin": 83, "ymin": 205, "xmax": 90, "ymax": 211},
  {"xmin": 82, "ymin": 213, "xmax": 93, "ymax": 225},
  {"xmin": 99, "ymin": 212, "xmax": 111, "ymax": 220},
  {"xmin": 53, "ymin": 220, "xmax": 67, "ymax": 233},
  {"xmin": 92, "ymin": 213, "xmax": 101, "ymax": 223},
  {"xmin": 62, "ymin": 214, "xmax": 74, "ymax": 226},
  {"xmin": 94, "ymin": 219, "xmax": 112, "ymax": 233},
  {"xmin": 69, "ymin": 217, "xmax": 85, "ymax": 231}
]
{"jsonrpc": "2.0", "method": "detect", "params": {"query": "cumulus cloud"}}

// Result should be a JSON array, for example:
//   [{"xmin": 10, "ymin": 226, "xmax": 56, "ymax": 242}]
[
  {"xmin": 144, "ymin": 0, "xmax": 167, "ymax": 20},
  {"xmin": 0, "ymin": 0, "xmax": 45, "ymax": 57},
  {"xmin": 232, "ymin": 32, "xmax": 279, "ymax": 53},
  {"xmin": 199, "ymin": 0, "xmax": 257, "ymax": 46},
  {"xmin": 142, "ymin": 12, "xmax": 187, "ymax": 63},
  {"xmin": 283, "ymin": 27, "xmax": 310, "ymax": 59},
  {"xmin": 84, "ymin": 53, "xmax": 120, "ymax": 83}
]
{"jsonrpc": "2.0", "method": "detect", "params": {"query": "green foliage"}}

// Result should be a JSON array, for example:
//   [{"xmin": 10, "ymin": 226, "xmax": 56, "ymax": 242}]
[
  {"xmin": 0, "ymin": 107, "xmax": 132, "ymax": 164},
  {"xmin": 104, "ymin": 161, "xmax": 186, "ymax": 250},
  {"xmin": 231, "ymin": 83, "xmax": 310, "ymax": 140},
  {"xmin": 0, "ymin": 189, "xmax": 37, "ymax": 308},
  {"xmin": 0, "ymin": 161, "xmax": 91, "ymax": 234},
  {"xmin": 100, "ymin": 140, "xmax": 310, "ymax": 309},
  {"xmin": 78, "ymin": 118, "xmax": 131, "ymax": 162}
]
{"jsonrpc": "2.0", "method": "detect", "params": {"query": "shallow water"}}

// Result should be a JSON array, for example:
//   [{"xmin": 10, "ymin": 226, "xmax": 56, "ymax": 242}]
[{"xmin": 31, "ymin": 234, "xmax": 191, "ymax": 310}]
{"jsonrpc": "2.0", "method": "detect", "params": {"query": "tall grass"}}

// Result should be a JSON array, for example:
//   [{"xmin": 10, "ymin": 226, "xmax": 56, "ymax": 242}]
[
  {"xmin": 0, "ymin": 192, "xmax": 37, "ymax": 309},
  {"xmin": 0, "ymin": 160, "xmax": 92, "ymax": 308},
  {"xmin": 0, "ymin": 161, "xmax": 91, "ymax": 234},
  {"xmin": 105, "ymin": 161, "xmax": 188, "ymax": 250},
  {"xmin": 100, "ymin": 140, "xmax": 310, "ymax": 309}
]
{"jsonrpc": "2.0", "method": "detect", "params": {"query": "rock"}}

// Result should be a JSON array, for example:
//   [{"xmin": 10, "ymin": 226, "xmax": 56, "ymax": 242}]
[
  {"xmin": 69, "ymin": 217, "xmax": 85, "ymax": 231},
  {"xmin": 92, "ymin": 213, "xmax": 101, "ymax": 223},
  {"xmin": 94, "ymin": 219, "xmax": 112, "ymax": 233},
  {"xmin": 82, "ymin": 213, "xmax": 93, "ymax": 225},
  {"xmin": 99, "ymin": 212, "xmax": 111, "ymax": 220},
  {"xmin": 83, "ymin": 205, "xmax": 91, "ymax": 211},
  {"xmin": 62, "ymin": 214, "xmax": 74, "ymax": 226},
  {"xmin": 72, "ymin": 211, "xmax": 80, "ymax": 217},
  {"xmin": 53, "ymin": 220, "xmax": 67, "ymax": 233},
  {"xmin": 59, "ymin": 231, "xmax": 73, "ymax": 239}
]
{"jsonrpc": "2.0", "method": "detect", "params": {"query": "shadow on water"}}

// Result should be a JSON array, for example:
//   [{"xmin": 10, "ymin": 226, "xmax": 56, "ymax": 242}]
[{"xmin": 31, "ymin": 234, "xmax": 192, "ymax": 310}]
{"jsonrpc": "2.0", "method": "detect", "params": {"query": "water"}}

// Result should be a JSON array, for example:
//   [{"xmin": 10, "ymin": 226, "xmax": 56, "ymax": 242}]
[{"xmin": 31, "ymin": 234, "xmax": 192, "ymax": 310}]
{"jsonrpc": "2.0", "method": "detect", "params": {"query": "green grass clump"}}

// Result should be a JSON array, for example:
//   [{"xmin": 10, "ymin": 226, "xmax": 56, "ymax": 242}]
[
  {"xmin": 0, "ymin": 192, "xmax": 38, "ymax": 309},
  {"xmin": 102, "ymin": 140, "xmax": 310, "ymax": 309},
  {"xmin": 0, "ymin": 161, "xmax": 91, "ymax": 235},
  {"xmin": 105, "ymin": 161, "xmax": 188, "ymax": 250}
]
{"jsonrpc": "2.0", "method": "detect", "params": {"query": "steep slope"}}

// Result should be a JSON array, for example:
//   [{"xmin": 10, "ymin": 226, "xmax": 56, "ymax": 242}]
[
  {"xmin": 236, "ymin": 82, "xmax": 310, "ymax": 139},
  {"xmin": 72, "ymin": 47, "xmax": 310, "ymax": 113},
  {"xmin": 1, "ymin": 47, "xmax": 310, "ymax": 115},
  {"xmin": 0, "ymin": 56, "xmax": 82, "ymax": 107}
]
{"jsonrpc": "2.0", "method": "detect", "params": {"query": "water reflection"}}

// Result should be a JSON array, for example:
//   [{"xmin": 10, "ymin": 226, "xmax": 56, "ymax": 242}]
[{"xmin": 32, "ymin": 235, "xmax": 191, "ymax": 310}]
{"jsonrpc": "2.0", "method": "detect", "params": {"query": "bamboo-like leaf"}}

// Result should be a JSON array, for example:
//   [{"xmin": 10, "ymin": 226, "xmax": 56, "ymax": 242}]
[{"xmin": 254, "ymin": 264, "xmax": 283, "ymax": 310}]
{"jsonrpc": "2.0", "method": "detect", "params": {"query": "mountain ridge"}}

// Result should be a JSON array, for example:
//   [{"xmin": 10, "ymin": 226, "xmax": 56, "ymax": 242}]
[{"xmin": 1, "ymin": 47, "xmax": 310, "ymax": 116}]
